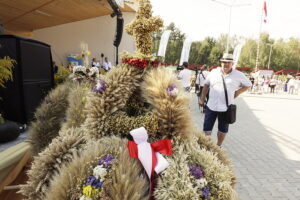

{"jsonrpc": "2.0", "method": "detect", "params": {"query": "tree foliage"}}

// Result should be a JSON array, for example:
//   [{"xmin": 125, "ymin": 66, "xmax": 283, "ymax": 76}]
[
  {"xmin": 153, "ymin": 23, "xmax": 300, "ymax": 72},
  {"xmin": 152, "ymin": 22, "xmax": 185, "ymax": 64}
]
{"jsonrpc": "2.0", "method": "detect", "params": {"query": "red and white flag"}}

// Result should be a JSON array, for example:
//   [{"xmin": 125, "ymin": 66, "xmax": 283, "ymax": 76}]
[{"xmin": 263, "ymin": 1, "xmax": 267, "ymax": 23}]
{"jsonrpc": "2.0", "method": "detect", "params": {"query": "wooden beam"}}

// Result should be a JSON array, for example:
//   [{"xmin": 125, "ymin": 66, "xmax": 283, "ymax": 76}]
[{"xmin": 0, "ymin": 151, "xmax": 31, "ymax": 194}]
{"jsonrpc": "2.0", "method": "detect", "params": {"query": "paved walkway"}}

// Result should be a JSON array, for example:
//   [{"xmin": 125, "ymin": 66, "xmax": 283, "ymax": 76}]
[{"xmin": 190, "ymin": 92, "xmax": 300, "ymax": 200}]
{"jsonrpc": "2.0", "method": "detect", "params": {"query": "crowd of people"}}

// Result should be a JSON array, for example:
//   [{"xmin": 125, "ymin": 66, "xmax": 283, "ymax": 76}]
[
  {"xmin": 91, "ymin": 56, "xmax": 112, "ymax": 73},
  {"xmin": 53, "ymin": 54, "xmax": 113, "ymax": 75},
  {"xmin": 176, "ymin": 53, "xmax": 300, "ymax": 147},
  {"xmin": 248, "ymin": 75, "xmax": 300, "ymax": 95}
]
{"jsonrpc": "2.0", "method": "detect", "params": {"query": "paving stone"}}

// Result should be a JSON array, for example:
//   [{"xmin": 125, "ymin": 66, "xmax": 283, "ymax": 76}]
[{"xmin": 190, "ymin": 93, "xmax": 300, "ymax": 200}]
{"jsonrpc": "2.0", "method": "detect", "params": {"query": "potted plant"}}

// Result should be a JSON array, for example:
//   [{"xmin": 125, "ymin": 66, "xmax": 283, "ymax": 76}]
[{"xmin": 0, "ymin": 56, "xmax": 20, "ymax": 143}]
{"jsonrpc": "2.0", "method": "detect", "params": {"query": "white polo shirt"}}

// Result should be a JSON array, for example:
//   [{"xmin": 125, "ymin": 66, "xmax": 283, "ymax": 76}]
[
  {"xmin": 178, "ymin": 69, "xmax": 192, "ymax": 88},
  {"xmin": 204, "ymin": 67, "xmax": 252, "ymax": 112},
  {"xmin": 196, "ymin": 70, "xmax": 210, "ymax": 86}
]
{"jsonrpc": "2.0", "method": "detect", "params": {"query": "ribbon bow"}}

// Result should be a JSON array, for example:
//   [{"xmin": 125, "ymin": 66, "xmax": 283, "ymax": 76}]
[{"xmin": 127, "ymin": 127, "xmax": 172, "ymax": 178}]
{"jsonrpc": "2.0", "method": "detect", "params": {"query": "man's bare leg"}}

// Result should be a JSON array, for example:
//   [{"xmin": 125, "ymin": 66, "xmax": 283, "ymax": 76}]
[{"xmin": 217, "ymin": 132, "xmax": 226, "ymax": 146}]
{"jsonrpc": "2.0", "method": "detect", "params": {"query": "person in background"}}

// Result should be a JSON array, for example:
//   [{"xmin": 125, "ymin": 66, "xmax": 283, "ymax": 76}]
[
  {"xmin": 249, "ymin": 76, "xmax": 255, "ymax": 92},
  {"xmin": 263, "ymin": 77, "xmax": 270, "ymax": 93},
  {"xmin": 91, "ymin": 58, "xmax": 100, "ymax": 68},
  {"xmin": 295, "ymin": 77, "xmax": 300, "ymax": 95},
  {"xmin": 257, "ymin": 76, "xmax": 264, "ymax": 93},
  {"xmin": 100, "ymin": 53, "xmax": 104, "ymax": 66},
  {"xmin": 103, "ymin": 57, "xmax": 112, "ymax": 71},
  {"xmin": 196, "ymin": 65, "xmax": 210, "ymax": 98},
  {"xmin": 177, "ymin": 62, "xmax": 192, "ymax": 91},
  {"xmin": 288, "ymin": 77, "xmax": 295, "ymax": 94},
  {"xmin": 199, "ymin": 53, "xmax": 252, "ymax": 146},
  {"xmin": 269, "ymin": 77, "xmax": 277, "ymax": 93}
]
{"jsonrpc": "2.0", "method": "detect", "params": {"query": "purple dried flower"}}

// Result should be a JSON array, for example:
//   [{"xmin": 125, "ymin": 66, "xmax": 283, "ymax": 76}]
[
  {"xmin": 92, "ymin": 79, "xmax": 106, "ymax": 93},
  {"xmin": 99, "ymin": 154, "xmax": 114, "ymax": 168},
  {"xmin": 189, "ymin": 165, "xmax": 204, "ymax": 179},
  {"xmin": 167, "ymin": 84, "xmax": 178, "ymax": 97},
  {"xmin": 73, "ymin": 77, "xmax": 84, "ymax": 82},
  {"xmin": 45, "ymin": 99, "xmax": 53, "ymax": 104},
  {"xmin": 202, "ymin": 186, "xmax": 210, "ymax": 199},
  {"xmin": 86, "ymin": 176, "xmax": 97, "ymax": 185},
  {"xmin": 92, "ymin": 179, "xmax": 103, "ymax": 189}
]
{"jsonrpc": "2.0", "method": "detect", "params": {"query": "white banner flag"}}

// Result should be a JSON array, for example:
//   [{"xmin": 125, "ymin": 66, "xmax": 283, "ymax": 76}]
[
  {"xmin": 232, "ymin": 43, "xmax": 244, "ymax": 68},
  {"xmin": 116, "ymin": 0, "xmax": 124, "ymax": 8},
  {"xmin": 157, "ymin": 30, "xmax": 171, "ymax": 57},
  {"xmin": 179, "ymin": 38, "xmax": 193, "ymax": 65}
]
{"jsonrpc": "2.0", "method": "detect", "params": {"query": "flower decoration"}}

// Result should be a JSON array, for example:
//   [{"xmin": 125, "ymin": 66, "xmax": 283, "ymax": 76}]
[
  {"xmin": 189, "ymin": 165, "xmax": 210, "ymax": 199},
  {"xmin": 202, "ymin": 186, "xmax": 210, "ymax": 199},
  {"xmin": 88, "ymin": 67, "xmax": 99, "ymax": 78},
  {"xmin": 73, "ymin": 65, "xmax": 87, "ymax": 75},
  {"xmin": 54, "ymin": 66, "xmax": 71, "ymax": 85},
  {"xmin": 122, "ymin": 55, "xmax": 159, "ymax": 70},
  {"xmin": 122, "ymin": 58, "xmax": 149, "ymax": 70},
  {"xmin": 121, "ymin": 51, "xmax": 160, "ymax": 70},
  {"xmin": 93, "ymin": 166, "xmax": 107, "ymax": 180},
  {"xmin": 79, "ymin": 154, "xmax": 114, "ymax": 200},
  {"xmin": 99, "ymin": 154, "xmax": 114, "ymax": 168},
  {"xmin": 72, "ymin": 65, "xmax": 99, "ymax": 82},
  {"xmin": 92, "ymin": 80, "xmax": 106, "ymax": 94},
  {"xmin": 167, "ymin": 84, "xmax": 178, "ymax": 97}
]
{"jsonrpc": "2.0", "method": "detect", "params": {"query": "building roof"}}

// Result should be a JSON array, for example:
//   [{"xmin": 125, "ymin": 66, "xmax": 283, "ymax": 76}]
[
  {"xmin": 274, "ymin": 69, "xmax": 297, "ymax": 74},
  {"xmin": 0, "ymin": 0, "xmax": 137, "ymax": 37}
]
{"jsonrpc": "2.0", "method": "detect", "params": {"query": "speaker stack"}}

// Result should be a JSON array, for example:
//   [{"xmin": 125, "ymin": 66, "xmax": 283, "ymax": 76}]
[{"xmin": 0, "ymin": 35, "xmax": 54, "ymax": 124}]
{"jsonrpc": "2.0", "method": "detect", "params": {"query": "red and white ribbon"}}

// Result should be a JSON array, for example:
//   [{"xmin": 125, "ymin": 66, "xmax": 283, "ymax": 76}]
[{"xmin": 127, "ymin": 127, "xmax": 172, "ymax": 178}]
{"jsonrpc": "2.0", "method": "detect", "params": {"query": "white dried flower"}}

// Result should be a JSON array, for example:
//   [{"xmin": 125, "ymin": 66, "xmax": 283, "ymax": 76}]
[
  {"xmin": 73, "ymin": 65, "xmax": 86, "ymax": 74},
  {"xmin": 93, "ymin": 165, "xmax": 107, "ymax": 180},
  {"xmin": 79, "ymin": 195, "xmax": 92, "ymax": 200},
  {"xmin": 196, "ymin": 178, "xmax": 208, "ymax": 189},
  {"xmin": 88, "ymin": 67, "xmax": 99, "ymax": 77}
]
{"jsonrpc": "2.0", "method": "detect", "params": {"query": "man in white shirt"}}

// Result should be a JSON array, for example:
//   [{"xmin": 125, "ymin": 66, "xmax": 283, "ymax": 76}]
[
  {"xmin": 199, "ymin": 53, "xmax": 252, "ymax": 146},
  {"xmin": 177, "ymin": 62, "xmax": 192, "ymax": 91},
  {"xmin": 103, "ymin": 57, "xmax": 112, "ymax": 71}
]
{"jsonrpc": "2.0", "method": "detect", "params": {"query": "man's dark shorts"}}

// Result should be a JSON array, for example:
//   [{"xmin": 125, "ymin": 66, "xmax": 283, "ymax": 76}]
[{"xmin": 203, "ymin": 107, "xmax": 229, "ymax": 134}]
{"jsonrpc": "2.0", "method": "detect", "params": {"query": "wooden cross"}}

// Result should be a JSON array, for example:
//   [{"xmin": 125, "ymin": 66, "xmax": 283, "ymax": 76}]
[{"xmin": 125, "ymin": 0, "xmax": 163, "ymax": 55}]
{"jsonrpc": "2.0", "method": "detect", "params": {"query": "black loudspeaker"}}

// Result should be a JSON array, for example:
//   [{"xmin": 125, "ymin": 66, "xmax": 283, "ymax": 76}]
[
  {"xmin": 0, "ymin": 35, "xmax": 54, "ymax": 124},
  {"xmin": 113, "ymin": 18, "xmax": 124, "ymax": 47}
]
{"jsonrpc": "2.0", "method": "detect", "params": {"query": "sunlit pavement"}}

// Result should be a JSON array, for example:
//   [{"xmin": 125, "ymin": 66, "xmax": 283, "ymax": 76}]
[{"xmin": 190, "ymin": 92, "xmax": 300, "ymax": 200}]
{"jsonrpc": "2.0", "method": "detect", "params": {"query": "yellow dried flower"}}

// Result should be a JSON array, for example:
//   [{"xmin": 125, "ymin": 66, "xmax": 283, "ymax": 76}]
[{"xmin": 82, "ymin": 185, "xmax": 93, "ymax": 198}]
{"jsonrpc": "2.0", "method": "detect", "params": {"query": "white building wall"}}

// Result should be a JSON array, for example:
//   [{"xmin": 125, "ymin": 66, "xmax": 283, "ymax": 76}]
[{"xmin": 33, "ymin": 12, "xmax": 136, "ymax": 66}]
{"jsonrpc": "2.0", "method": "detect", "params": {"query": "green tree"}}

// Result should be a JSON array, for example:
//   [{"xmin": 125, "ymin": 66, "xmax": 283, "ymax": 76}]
[
  {"xmin": 152, "ymin": 22, "xmax": 185, "ymax": 64},
  {"xmin": 188, "ymin": 41, "xmax": 202, "ymax": 64},
  {"xmin": 164, "ymin": 23, "xmax": 185, "ymax": 64},
  {"xmin": 238, "ymin": 39, "xmax": 257, "ymax": 69},
  {"xmin": 152, "ymin": 25, "xmax": 300, "ymax": 72}
]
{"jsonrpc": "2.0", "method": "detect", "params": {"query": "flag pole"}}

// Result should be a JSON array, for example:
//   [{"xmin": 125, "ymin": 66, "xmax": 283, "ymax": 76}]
[{"xmin": 255, "ymin": 4, "xmax": 264, "ymax": 71}]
